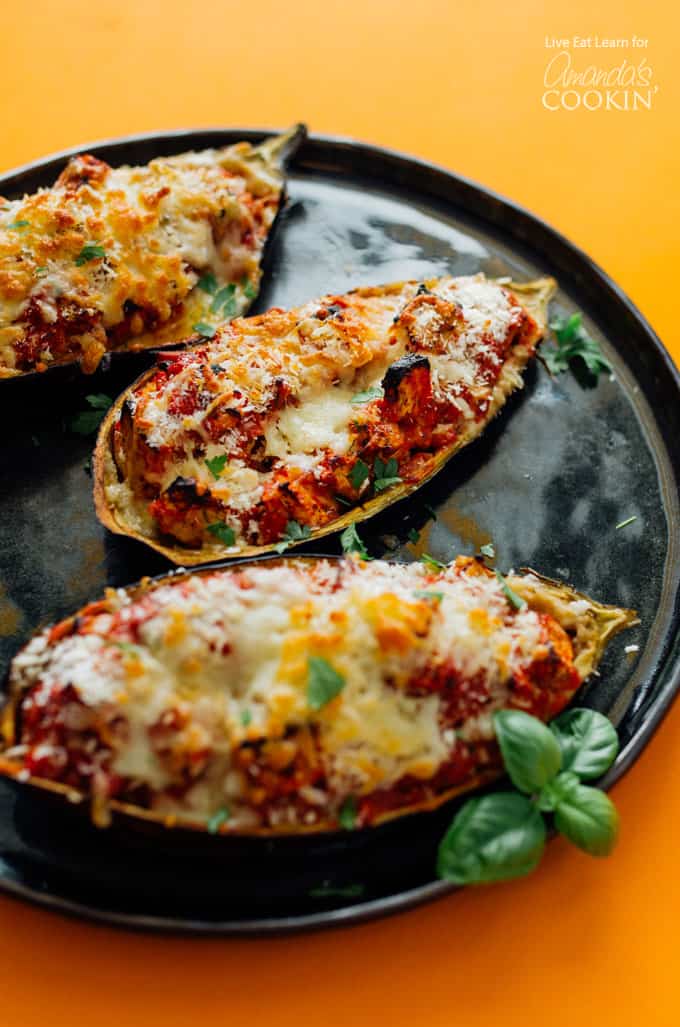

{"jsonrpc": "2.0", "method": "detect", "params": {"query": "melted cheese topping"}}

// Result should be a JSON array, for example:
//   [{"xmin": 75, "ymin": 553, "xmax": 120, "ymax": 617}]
[
  {"xmin": 0, "ymin": 137, "xmax": 287, "ymax": 375},
  {"xmin": 8, "ymin": 558, "xmax": 579, "ymax": 829},
  {"xmin": 108, "ymin": 275, "xmax": 534, "ymax": 550}
]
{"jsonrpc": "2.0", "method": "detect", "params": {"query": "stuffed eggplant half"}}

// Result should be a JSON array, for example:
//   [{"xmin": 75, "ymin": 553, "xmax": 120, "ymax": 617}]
[
  {"xmin": 0, "ymin": 125, "xmax": 305, "ymax": 378},
  {"xmin": 94, "ymin": 273, "xmax": 556, "ymax": 563},
  {"xmin": 0, "ymin": 555, "xmax": 635, "ymax": 835}
]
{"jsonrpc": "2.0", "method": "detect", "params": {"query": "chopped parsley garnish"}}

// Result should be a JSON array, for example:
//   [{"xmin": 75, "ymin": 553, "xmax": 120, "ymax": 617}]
[
  {"xmin": 480, "ymin": 542, "xmax": 495, "ymax": 559},
  {"xmin": 337, "ymin": 796, "xmax": 358, "ymax": 831},
  {"xmin": 351, "ymin": 386, "xmax": 384, "ymax": 405},
  {"xmin": 241, "ymin": 275, "xmax": 258, "ymax": 300},
  {"xmin": 206, "ymin": 522, "xmax": 236, "ymax": 546},
  {"xmin": 309, "ymin": 882, "xmax": 365, "ymax": 899},
  {"xmin": 197, "ymin": 271, "xmax": 218, "ymax": 295},
  {"xmin": 211, "ymin": 282, "xmax": 238, "ymax": 318},
  {"xmin": 494, "ymin": 569, "xmax": 527, "ymax": 611},
  {"xmin": 193, "ymin": 322, "xmax": 216, "ymax": 338},
  {"xmin": 34, "ymin": 265, "xmax": 48, "ymax": 276},
  {"xmin": 75, "ymin": 242, "xmax": 106, "ymax": 266},
  {"xmin": 7, "ymin": 219, "xmax": 30, "ymax": 231},
  {"xmin": 207, "ymin": 807, "xmax": 231, "ymax": 834},
  {"xmin": 373, "ymin": 456, "xmax": 402, "ymax": 493},
  {"xmin": 240, "ymin": 709, "xmax": 252, "ymax": 727},
  {"xmin": 544, "ymin": 312, "xmax": 611, "ymax": 380},
  {"xmin": 340, "ymin": 523, "xmax": 370, "ymax": 559},
  {"xmin": 68, "ymin": 393, "xmax": 112, "ymax": 435},
  {"xmin": 275, "ymin": 520, "xmax": 312, "ymax": 554},
  {"xmin": 205, "ymin": 454, "xmax": 227, "ymax": 479},
  {"xmin": 408, "ymin": 528, "xmax": 420, "ymax": 544},
  {"xmin": 615, "ymin": 516, "xmax": 637, "ymax": 530},
  {"xmin": 307, "ymin": 656, "xmax": 346, "ymax": 710},
  {"xmin": 414, "ymin": 590, "xmax": 444, "ymax": 603},
  {"xmin": 421, "ymin": 552, "xmax": 447, "ymax": 571},
  {"xmin": 349, "ymin": 458, "xmax": 369, "ymax": 491}
]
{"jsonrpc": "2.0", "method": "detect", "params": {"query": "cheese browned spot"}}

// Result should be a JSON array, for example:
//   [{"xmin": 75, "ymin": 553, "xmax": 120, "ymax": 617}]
[{"xmin": 1, "ymin": 556, "xmax": 633, "ymax": 833}]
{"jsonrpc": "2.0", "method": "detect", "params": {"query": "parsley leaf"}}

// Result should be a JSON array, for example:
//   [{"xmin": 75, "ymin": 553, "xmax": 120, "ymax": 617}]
[
  {"xmin": 544, "ymin": 313, "xmax": 611, "ymax": 381},
  {"xmin": 307, "ymin": 656, "xmax": 346, "ymax": 710},
  {"xmin": 414, "ymin": 589, "xmax": 444, "ymax": 603},
  {"xmin": 211, "ymin": 282, "xmax": 238, "ymax": 318},
  {"xmin": 408, "ymin": 528, "xmax": 420, "ymax": 543},
  {"xmin": 337, "ymin": 796, "xmax": 358, "ymax": 830},
  {"xmin": 75, "ymin": 243, "xmax": 106, "ymax": 266},
  {"xmin": 241, "ymin": 275, "xmax": 258, "ymax": 300},
  {"xmin": 193, "ymin": 321, "xmax": 216, "ymax": 338},
  {"xmin": 494, "ymin": 569, "xmax": 527, "ymax": 611},
  {"xmin": 34, "ymin": 265, "xmax": 48, "ymax": 276},
  {"xmin": 205, "ymin": 454, "xmax": 227, "ymax": 479},
  {"xmin": 68, "ymin": 393, "xmax": 112, "ymax": 434},
  {"xmin": 349, "ymin": 458, "xmax": 369, "ymax": 491},
  {"xmin": 421, "ymin": 552, "xmax": 446, "ymax": 571},
  {"xmin": 207, "ymin": 807, "xmax": 231, "ymax": 834},
  {"xmin": 197, "ymin": 271, "xmax": 218, "ymax": 295},
  {"xmin": 206, "ymin": 522, "xmax": 236, "ymax": 546},
  {"xmin": 340, "ymin": 523, "xmax": 370, "ymax": 559},
  {"xmin": 6, "ymin": 219, "xmax": 30, "ymax": 231},
  {"xmin": 275, "ymin": 520, "xmax": 312, "ymax": 554},
  {"xmin": 351, "ymin": 386, "xmax": 384, "ymax": 405},
  {"xmin": 480, "ymin": 542, "xmax": 495, "ymax": 559},
  {"xmin": 373, "ymin": 456, "xmax": 402, "ymax": 493}
]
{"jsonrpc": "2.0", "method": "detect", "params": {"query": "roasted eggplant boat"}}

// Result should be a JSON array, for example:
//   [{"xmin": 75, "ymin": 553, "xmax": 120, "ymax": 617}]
[
  {"xmin": 0, "ymin": 555, "xmax": 635, "ymax": 834},
  {"xmin": 0, "ymin": 125, "xmax": 305, "ymax": 377},
  {"xmin": 94, "ymin": 273, "xmax": 556, "ymax": 563}
]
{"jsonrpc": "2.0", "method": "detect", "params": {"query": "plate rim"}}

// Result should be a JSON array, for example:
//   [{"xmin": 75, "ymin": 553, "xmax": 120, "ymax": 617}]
[{"xmin": 1, "ymin": 127, "xmax": 679, "ymax": 935}]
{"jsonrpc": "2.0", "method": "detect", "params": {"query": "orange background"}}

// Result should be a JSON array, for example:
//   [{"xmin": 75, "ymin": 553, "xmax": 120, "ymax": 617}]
[{"xmin": 1, "ymin": 1, "xmax": 679, "ymax": 1024}]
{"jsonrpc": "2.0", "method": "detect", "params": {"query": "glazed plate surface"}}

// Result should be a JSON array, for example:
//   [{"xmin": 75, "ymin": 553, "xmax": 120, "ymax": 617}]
[{"xmin": 0, "ymin": 130, "xmax": 678, "ymax": 933}]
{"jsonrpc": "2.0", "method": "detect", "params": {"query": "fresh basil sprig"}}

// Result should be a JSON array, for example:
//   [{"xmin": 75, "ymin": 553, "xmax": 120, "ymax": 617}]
[{"xmin": 437, "ymin": 707, "xmax": 620, "ymax": 885}]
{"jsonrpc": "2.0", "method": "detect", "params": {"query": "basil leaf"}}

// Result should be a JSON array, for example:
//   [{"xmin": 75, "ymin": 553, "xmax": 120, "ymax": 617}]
[
  {"xmin": 550, "ymin": 708, "xmax": 619, "ymax": 779},
  {"xmin": 437, "ymin": 792, "xmax": 546, "ymax": 884},
  {"xmin": 307, "ymin": 656, "xmax": 346, "ymax": 710},
  {"xmin": 340, "ymin": 523, "xmax": 370, "ymax": 559},
  {"xmin": 493, "ymin": 709, "xmax": 562, "ymax": 794},
  {"xmin": 553, "ymin": 784, "xmax": 619, "ymax": 857},
  {"xmin": 206, "ymin": 522, "xmax": 236, "ymax": 546},
  {"xmin": 536, "ymin": 770, "xmax": 580, "ymax": 812},
  {"xmin": 211, "ymin": 282, "xmax": 237, "ymax": 317}
]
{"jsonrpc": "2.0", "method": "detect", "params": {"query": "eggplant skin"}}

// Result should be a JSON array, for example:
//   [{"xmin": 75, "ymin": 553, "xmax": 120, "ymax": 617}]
[
  {"xmin": 0, "ymin": 554, "xmax": 636, "ymax": 838},
  {"xmin": 0, "ymin": 125, "xmax": 306, "ymax": 381},
  {"xmin": 93, "ymin": 275, "xmax": 557, "ymax": 566}
]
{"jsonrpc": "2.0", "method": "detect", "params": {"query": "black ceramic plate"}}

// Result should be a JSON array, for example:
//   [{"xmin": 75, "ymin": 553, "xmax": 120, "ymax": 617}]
[{"xmin": 0, "ymin": 130, "xmax": 679, "ymax": 935}]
